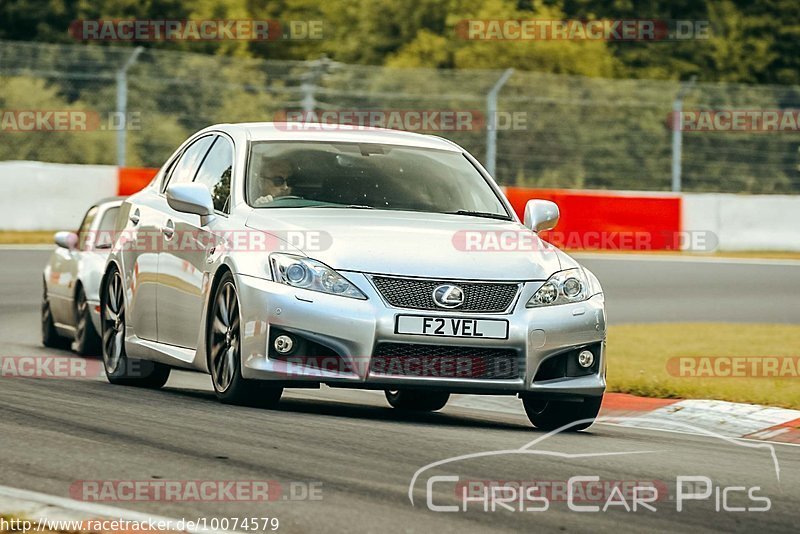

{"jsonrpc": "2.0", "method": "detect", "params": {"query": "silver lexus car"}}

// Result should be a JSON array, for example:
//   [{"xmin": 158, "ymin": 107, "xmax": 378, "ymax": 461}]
[
  {"xmin": 100, "ymin": 122, "xmax": 606, "ymax": 430},
  {"xmin": 42, "ymin": 197, "xmax": 124, "ymax": 355}
]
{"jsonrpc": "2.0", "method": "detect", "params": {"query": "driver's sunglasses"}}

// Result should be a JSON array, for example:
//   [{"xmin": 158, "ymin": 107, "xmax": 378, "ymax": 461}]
[{"xmin": 263, "ymin": 175, "xmax": 288, "ymax": 187}]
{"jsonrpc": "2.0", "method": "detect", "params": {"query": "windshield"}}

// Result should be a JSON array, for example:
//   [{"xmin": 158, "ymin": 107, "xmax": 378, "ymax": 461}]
[{"xmin": 245, "ymin": 141, "xmax": 509, "ymax": 218}]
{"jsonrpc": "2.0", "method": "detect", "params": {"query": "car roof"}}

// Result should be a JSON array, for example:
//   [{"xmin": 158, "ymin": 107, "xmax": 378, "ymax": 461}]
[{"xmin": 203, "ymin": 122, "xmax": 462, "ymax": 152}]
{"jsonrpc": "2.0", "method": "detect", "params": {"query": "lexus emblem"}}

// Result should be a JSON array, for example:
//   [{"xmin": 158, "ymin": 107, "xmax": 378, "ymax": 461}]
[{"xmin": 432, "ymin": 284, "xmax": 465, "ymax": 308}]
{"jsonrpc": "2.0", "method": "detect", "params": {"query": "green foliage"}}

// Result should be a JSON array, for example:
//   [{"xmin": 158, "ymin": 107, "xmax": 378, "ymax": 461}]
[
  {"xmin": 1, "ymin": 0, "xmax": 799, "ymax": 193},
  {"xmin": 2, "ymin": 0, "xmax": 798, "ymax": 83},
  {"xmin": 388, "ymin": 0, "xmax": 619, "ymax": 77},
  {"xmin": 0, "ymin": 77, "xmax": 115, "ymax": 163}
]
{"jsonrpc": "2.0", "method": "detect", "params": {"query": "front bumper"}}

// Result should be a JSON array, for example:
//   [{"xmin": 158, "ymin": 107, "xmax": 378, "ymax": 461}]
[{"xmin": 235, "ymin": 273, "xmax": 606, "ymax": 397}]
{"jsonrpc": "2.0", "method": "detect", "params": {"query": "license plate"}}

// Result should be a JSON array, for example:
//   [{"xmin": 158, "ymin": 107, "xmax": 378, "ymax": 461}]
[{"xmin": 395, "ymin": 315, "xmax": 509, "ymax": 339}]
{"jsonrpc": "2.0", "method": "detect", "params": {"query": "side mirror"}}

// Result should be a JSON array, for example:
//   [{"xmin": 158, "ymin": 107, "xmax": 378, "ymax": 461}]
[
  {"xmin": 166, "ymin": 183, "xmax": 215, "ymax": 225},
  {"xmin": 523, "ymin": 200, "xmax": 559, "ymax": 232},
  {"xmin": 54, "ymin": 231, "xmax": 78, "ymax": 250}
]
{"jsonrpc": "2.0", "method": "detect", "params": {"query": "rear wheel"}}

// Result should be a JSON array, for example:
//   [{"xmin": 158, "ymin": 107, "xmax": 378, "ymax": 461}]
[
  {"xmin": 208, "ymin": 272, "xmax": 282, "ymax": 407},
  {"xmin": 385, "ymin": 389, "xmax": 450, "ymax": 412},
  {"xmin": 101, "ymin": 267, "xmax": 170, "ymax": 388},
  {"xmin": 73, "ymin": 287, "xmax": 101, "ymax": 356},
  {"xmin": 521, "ymin": 395, "xmax": 603, "ymax": 431},
  {"xmin": 41, "ymin": 280, "xmax": 69, "ymax": 349}
]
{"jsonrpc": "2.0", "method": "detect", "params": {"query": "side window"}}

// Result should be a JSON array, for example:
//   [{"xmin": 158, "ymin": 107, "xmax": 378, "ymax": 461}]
[
  {"xmin": 77, "ymin": 206, "xmax": 98, "ymax": 251},
  {"xmin": 162, "ymin": 135, "xmax": 215, "ymax": 192},
  {"xmin": 94, "ymin": 207, "xmax": 120, "ymax": 249},
  {"xmin": 194, "ymin": 136, "xmax": 233, "ymax": 213}
]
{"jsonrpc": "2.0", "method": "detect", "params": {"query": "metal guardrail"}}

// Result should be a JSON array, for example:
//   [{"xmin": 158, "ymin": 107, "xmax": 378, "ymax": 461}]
[{"xmin": 1, "ymin": 40, "xmax": 799, "ymax": 194}]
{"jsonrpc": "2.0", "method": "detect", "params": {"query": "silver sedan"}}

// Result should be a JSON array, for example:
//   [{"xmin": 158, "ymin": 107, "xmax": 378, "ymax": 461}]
[
  {"xmin": 42, "ymin": 198, "xmax": 124, "ymax": 355},
  {"xmin": 100, "ymin": 123, "xmax": 606, "ymax": 430}
]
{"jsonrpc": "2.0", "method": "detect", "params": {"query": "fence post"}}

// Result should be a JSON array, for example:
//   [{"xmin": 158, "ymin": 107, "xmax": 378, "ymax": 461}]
[
  {"xmin": 671, "ymin": 76, "xmax": 697, "ymax": 192},
  {"xmin": 486, "ymin": 68, "xmax": 514, "ymax": 179},
  {"xmin": 301, "ymin": 76, "xmax": 316, "ymax": 115},
  {"xmin": 116, "ymin": 47, "xmax": 143, "ymax": 168},
  {"xmin": 301, "ymin": 55, "xmax": 334, "ymax": 115}
]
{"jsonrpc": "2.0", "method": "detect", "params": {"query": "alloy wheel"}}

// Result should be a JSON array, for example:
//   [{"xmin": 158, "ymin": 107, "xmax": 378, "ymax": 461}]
[
  {"xmin": 75, "ymin": 290, "xmax": 88, "ymax": 342},
  {"xmin": 102, "ymin": 271, "xmax": 125, "ymax": 373},
  {"xmin": 210, "ymin": 281, "xmax": 240, "ymax": 393}
]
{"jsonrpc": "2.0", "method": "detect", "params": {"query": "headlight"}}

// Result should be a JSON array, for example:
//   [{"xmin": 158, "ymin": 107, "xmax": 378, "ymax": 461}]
[
  {"xmin": 526, "ymin": 267, "xmax": 601, "ymax": 308},
  {"xmin": 270, "ymin": 253, "xmax": 367, "ymax": 299}
]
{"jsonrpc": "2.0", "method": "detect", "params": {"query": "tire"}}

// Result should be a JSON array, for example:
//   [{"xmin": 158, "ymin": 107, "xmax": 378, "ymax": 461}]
[
  {"xmin": 385, "ymin": 389, "xmax": 450, "ymax": 412},
  {"xmin": 42, "ymin": 280, "xmax": 69, "ymax": 349},
  {"xmin": 521, "ymin": 395, "xmax": 603, "ymax": 431},
  {"xmin": 73, "ymin": 286, "xmax": 101, "ymax": 356},
  {"xmin": 208, "ymin": 271, "xmax": 282, "ymax": 407},
  {"xmin": 101, "ymin": 267, "xmax": 170, "ymax": 388}
]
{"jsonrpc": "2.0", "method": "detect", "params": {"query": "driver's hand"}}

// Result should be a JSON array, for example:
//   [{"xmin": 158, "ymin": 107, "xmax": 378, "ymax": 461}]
[{"xmin": 254, "ymin": 194, "xmax": 274, "ymax": 206}]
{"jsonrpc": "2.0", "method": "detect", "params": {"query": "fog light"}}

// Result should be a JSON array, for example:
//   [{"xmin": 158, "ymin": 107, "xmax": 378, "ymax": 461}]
[
  {"xmin": 274, "ymin": 335, "xmax": 294, "ymax": 354},
  {"xmin": 577, "ymin": 350, "xmax": 594, "ymax": 368}
]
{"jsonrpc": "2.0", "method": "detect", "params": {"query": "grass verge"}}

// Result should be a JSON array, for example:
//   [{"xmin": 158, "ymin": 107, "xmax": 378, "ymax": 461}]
[
  {"xmin": 0, "ymin": 231, "xmax": 57, "ymax": 245},
  {"xmin": 607, "ymin": 323, "xmax": 800, "ymax": 409},
  {"xmin": 1, "ymin": 232, "xmax": 800, "ymax": 260}
]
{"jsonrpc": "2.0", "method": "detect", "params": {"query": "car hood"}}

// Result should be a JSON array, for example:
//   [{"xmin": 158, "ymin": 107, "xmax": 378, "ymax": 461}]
[{"xmin": 245, "ymin": 208, "xmax": 564, "ymax": 280}]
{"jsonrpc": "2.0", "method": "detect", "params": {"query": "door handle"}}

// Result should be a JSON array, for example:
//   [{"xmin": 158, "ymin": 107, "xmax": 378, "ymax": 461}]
[
  {"xmin": 129, "ymin": 209, "xmax": 140, "ymax": 225},
  {"xmin": 162, "ymin": 219, "xmax": 175, "ymax": 240}
]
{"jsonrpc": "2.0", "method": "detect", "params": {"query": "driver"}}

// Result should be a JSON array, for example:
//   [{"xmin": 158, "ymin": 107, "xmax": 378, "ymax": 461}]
[{"xmin": 253, "ymin": 157, "xmax": 292, "ymax": 205}]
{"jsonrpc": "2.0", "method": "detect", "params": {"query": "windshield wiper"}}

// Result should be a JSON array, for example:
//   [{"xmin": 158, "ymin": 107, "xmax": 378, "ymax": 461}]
[
  {"xmin": 310, "ymin": 204, "xmax": 375, "ymax": 209},
  {"xmin": 447, "ymin": 210, "xmax": 512, "ymax": 221}
]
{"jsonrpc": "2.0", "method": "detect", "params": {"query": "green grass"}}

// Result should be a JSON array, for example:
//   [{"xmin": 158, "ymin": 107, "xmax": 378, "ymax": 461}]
[
  {"xmin": 1, "ymin": 232, "xmax": 800, "ymax": 259},
  {"xmin": 607, "ymin": 323, "xmax": 800, "ymax": 409},
  {"xmin": 0, "ymin": 231, "xmax": 57, "ymax": 244}
]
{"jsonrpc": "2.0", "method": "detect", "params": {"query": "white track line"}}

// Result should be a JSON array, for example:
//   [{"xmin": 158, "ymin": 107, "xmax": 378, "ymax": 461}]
[
  {"xmin": 0, "ymin": 484, "xmax": 230, "ymax": 534},
  {"xmin": 596, "ymin": 422, "xmax": 800, "ymax": 449},
  {"xmin": 448, "ymin": 395, "xmax": 800, "ymax": 449}
]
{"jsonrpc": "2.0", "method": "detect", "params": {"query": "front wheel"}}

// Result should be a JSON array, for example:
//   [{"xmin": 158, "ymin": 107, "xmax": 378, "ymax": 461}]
[
  {"xmin": 101, "ymin": 267, "xmax": 170, "ymax": 388},
  {"xmin": 521, "ymin": 395, "xmax": 603, "ymax": 431},
  {"xmin": 42, "ymin": 281, "xmax": 69, "ymax": 349},
  {"xmin": 385, "ymin": 389, "xmax": 450, "ymax": 412},
  {"xmin": 208, "ymin": 272, "xmax": 282, "ymax": 407},
  {"xmin": 73, "ymin": 287, "xmax": 101, "ymax": 356}
]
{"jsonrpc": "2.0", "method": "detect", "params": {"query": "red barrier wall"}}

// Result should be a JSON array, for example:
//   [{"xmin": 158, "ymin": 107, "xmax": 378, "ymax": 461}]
[
  {"xmin": 504, "ymin": 187, "xmax": 682, "ymax": 251},
  {"xmin": 118, "ymin": 167, "xmax": 158, "ymax": 196}
]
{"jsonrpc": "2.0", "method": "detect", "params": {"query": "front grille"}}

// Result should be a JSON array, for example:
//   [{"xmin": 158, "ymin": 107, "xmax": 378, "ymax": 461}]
[
  {"xmin": 371, "ymin": 276, "xmax": 519, "ymax": 312},
  {"xmin": 371, "ymin": 343, "xmax": 520, "ymax": 379}
]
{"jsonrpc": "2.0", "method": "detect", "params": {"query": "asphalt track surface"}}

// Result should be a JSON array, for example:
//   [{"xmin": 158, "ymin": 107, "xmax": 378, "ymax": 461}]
[{"xmin": 1, "ymin": 249, "xmax": 798, "ymax": 533}]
